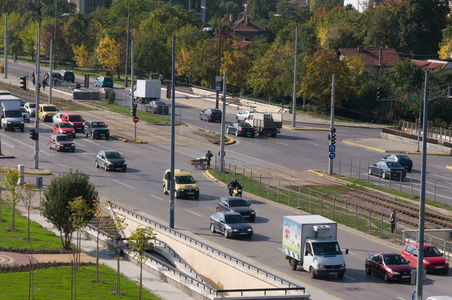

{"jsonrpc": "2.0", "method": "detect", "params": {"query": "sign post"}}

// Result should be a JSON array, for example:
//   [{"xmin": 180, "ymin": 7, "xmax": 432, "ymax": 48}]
[{"xmin": 133, "ymin": 116, "xmax": 139, "ymax": 141}]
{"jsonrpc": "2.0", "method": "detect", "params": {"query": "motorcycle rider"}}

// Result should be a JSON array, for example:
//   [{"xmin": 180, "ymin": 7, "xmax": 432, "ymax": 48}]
[{"xmin": 228, "ymin": 178, "xmax": 242, "ymax": 196}]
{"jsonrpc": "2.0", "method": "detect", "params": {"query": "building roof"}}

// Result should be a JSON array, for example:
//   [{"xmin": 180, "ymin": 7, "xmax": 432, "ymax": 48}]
[
  {"xmin": 338, "ymin": 47, "xmax": 401, "ymax": 68},
  {"xmin": 410, "ymin": 59, "xmax": 450, "ymax": 71},
  {"xmin": 232, "ymin": 17, "xmax": 267, "ymax": 34}
]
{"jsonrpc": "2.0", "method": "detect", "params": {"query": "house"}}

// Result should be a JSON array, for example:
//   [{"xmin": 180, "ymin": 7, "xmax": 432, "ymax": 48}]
[
  {"xmin": 230, "ymin": 16, "xmax": 267, "ymax": 42},
  {"xmin": 410, "ymin": 59, "xmax": 452, "ymax": 71},
  {"xmin": 338, "ymin": 47, "xmax": 401, "ymax": 69},
  {"xmin": 343, "ymin": 0, "xmax": 385, "ymax": 12}
]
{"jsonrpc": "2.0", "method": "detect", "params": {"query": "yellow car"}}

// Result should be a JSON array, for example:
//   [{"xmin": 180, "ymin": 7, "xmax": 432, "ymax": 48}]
[
  {"xmin": 163, "ymin": 169, "xmax": 199, "ymax": 199},
  {"xmin": 39, "ymin": 104, "xmax": 59, "ymax": 122}
]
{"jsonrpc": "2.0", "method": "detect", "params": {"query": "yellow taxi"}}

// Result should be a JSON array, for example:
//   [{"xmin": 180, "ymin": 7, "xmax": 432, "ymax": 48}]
[
  {"xmin": 163, "ymin": 169, "xmax": 199, "ymax": 199},
  {"xmin": 39, "ymin": 104, "xmax": 59, "ymax": 122}
]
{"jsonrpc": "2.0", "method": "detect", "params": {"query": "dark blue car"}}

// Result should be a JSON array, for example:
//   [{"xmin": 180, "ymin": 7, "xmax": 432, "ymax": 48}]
[{"xmin": 368, "ymin": 161, "xmax": 406, "ymax": 180}]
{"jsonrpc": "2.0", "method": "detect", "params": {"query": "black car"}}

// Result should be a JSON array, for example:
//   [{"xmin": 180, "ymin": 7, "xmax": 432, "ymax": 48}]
[
  {"xmin": 227, "ymin": 122, "xmax": 255, "ymax": 137},
  {"xmin": 368, "ymin": 161, "xmax": 406, "ymax": 180},
  {"xmin": 60, "ymin": 70, "xmax": 75, "ymax": 83},
  {"xmin": 216, "ymin": 197, "xmax": 256, "ymax": 222},
  {"xmin": 200, "ymin": 108, "xmax": 222, "ymax": 122},
  {"xmin": 84, "ymin": 120, "xmax": 109, "ymax": 140},
  {"xmin": 209, "ymin": 212, "xmax": 253, "ymax": 239},
  {"xmin": 381, "ymin": 154, "xmax": 413, "ymax": 172},
  {"xmin": 146, "ymin": 100, "xmax": 169, "ymax": 115},
  {"xmin": 95, "ymin": 150, "xmax": 126, "ymax": 172}
]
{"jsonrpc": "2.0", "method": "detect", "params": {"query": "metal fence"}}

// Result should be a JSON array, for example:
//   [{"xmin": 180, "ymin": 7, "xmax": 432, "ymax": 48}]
[{"xmin": 402, "ymin": 120, "xmax": 452, "ymax": 143}]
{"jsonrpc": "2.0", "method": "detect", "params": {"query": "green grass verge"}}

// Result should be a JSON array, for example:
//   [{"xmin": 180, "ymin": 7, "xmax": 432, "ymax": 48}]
[
  {"xmin": 92, "ymin": 102, "xmax": 171, "ymax": 124},
  {"xmin": 0, "ymin": 265, "xmax": 160, "ymax": 300},
  {"xmin": 0, "ymin": 204, "xmax": 63, "ymax": 251}
]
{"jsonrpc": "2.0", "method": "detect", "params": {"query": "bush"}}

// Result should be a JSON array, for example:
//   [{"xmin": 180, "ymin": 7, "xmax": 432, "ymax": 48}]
[{"xmin": 107, "ymin": 90, "xmax": 116, "ymax": 104}]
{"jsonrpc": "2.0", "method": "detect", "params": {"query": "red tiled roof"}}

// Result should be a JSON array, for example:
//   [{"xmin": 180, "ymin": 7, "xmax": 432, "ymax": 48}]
[
  {"xmin": 410, "ymin": 59, "xmax": 446, "ymax": 70},
  {"xmin": 232, "ymin": 18, "xmax": 267, "ymax": 33},
  {"xmin": 338, "ymin": 47, "xmax": 401, "ymax": 67}
]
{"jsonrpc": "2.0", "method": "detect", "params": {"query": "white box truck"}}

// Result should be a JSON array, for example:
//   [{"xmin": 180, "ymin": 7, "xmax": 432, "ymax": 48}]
[
  {"xmin": 130, "ymin": 80, "xmax": 161, "ymax": 104},
  {"xmin": 282, "ymin": 215, "xmax": 348, "ymax": 279},
  {"xmin": 0, "ymin": 95, "xmax": 25, "ymax": 132}
]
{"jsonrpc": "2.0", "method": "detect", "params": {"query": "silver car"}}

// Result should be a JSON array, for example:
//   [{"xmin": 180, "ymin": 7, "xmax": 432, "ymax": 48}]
[
  {"xmin": 236, "ymin": 110, "xmax": 257, "ymax": 122},
  {"xmin": 21, "ymin": 107, "xmax": 30, "ymax": 123}
]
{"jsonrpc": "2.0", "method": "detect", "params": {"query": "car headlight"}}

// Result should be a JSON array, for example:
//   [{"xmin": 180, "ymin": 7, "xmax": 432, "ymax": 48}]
[
  {"xmin": 318, "ymin": 264, "xmax": 324, "ymax": 269},
  {"xmin": 390, "ymin": 271, "xmax": 400, "ymax": 275},
  {"xmin": 423, "ymin": 260, "xmax": 431, "ymax": 265},
  {"xmin": 247, "ymin": 228, "xmax": 253, "ymax": 232},
  {"xmin": 250, "ymin": 212, "xmax": 255, "ymax": 214},
  {"xmin": 341, "ymin": 263, "xmax": 346, "ymax": 268},
  {"xmin": 232, "ymin": 228, "xmax": 238, "ymax": 232},
  {"xmin": 7, "ymin": 121, "xmax": 11, "ymax": 124},
  {"xmin": 71, "ymin": 144, "xmax": 75, "ymax": 147},
  {"xmin": 124, "ymin": 162, "xmax": 127, "ymax": 165}
]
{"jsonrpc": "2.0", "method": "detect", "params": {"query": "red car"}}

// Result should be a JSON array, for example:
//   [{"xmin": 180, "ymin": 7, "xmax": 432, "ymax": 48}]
[
  {"xmin": 99, "ymin": 88, "xmax": 115, "ymax": 99},
  {"xmin": 401, "ymin": 243, "xmax": 449, "ymax": 274},
  {"xmin": 365, "ymin": 252, "xmax": 413, "ymax": 282},
  {"xmin": 52, "ymin": 122, "xmax": 76, "ymax": 138},
  {"xmin": 48, "ymin": 134, "xmax": 75, "ymax": 152},
  {"xmin": 61, "ymin": 113, "xmax": 85, "ymax": 132}
]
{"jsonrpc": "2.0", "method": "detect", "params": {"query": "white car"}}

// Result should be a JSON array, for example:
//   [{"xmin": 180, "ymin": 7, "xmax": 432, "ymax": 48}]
[
  {"xmin": 24, "ymin": 102, "xmax": 36, "ymax": 117},
  {"xmin": 236, "ymin": 110, "xmax": 257, "ymax": 122},
  {"xmin": 52, "ymin": 112, "xmax": 63, "ymax": 124}
]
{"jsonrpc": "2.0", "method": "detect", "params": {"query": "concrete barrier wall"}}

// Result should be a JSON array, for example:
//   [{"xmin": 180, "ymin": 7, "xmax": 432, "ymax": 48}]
[{"xmin": 381, "ymin": 132, "xmax": 452, "ymax": 154}]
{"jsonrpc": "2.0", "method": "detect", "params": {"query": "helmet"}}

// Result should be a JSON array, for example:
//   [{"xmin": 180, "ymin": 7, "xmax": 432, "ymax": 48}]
[{"xmin": 233, "ymin": 178, "xmax": 237, "ymax": 182}]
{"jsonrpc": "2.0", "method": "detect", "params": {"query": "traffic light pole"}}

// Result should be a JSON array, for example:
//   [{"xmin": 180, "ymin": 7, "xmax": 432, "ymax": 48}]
[
  {"xmin": 328, "ymin": 74, "xmax": 335, "ymax": 175},
  {"xmin": 34, "ymin": 20, "xmax": 41, "ymax": 169}
]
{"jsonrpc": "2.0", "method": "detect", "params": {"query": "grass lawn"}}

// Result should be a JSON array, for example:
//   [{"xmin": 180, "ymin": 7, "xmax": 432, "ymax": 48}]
[
  {"xmin": 0, "ymin": 204, "xmax": 63, "ymax": 251},
  {"xmin": 93, "ymin": 102, "xmax": 171, "ymax": 125},
  {"xmin": 0, "ymin": 265, "xmax": 160, "ymax": 299}
]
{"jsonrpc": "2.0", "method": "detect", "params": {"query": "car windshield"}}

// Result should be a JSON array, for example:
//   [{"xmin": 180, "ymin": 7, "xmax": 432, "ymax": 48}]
[
  {"xmin": 92, "ymin": 122, "xmax": 105, "ymax": 127},
  {"xmin": 386, "ymin": 162, "xmax": 401, "ymax": 168},
  {"xmin": 397, "ymin": 155, "xmax": 410, "ymax": 160},
  {"xmin": 155, "ymin": 102, "xmax": 166, "ymax": 106},
  {"xmin": 384, "ymin": 255, "xmax": 408, "ymax": 265},
  {"xmin": 424, "ymin": 247, "xmax": 442, "ymax": 257},
  {"xmin": 28, "ymin": 104, "xmax": 36, "ymax": 108},
  {"xmin": 105, "ymin": 152, "xmax": 123, "ymax": 159},
  {"xmin": 211, "ymin": 110, "xmax": 221, "ymax": 115},
  {"xmin": 239, "ymin": 123, "xmax": 253, "ymax": 128},
  {"xmin": 312, "ymin": 242, "xmax": 342, "ymax": 255},
  {"xmin": 225, "ymin": 214, "xmax": 247, "ymax": 223},
  {"xmin": 59, "ymin": 123, "xmax": 73, "ymax": 128},
  {"xmin": 229, "ymin": 199, "xmax": 248, "ymax": 207},
  {"xmin": 56, "ymin": 135, "xmax": 71, "ymax": 141},
  {"xmin": 103, "ymin": 78, "xmax": 113, "ymax": 83},
  {"xmin": 44, "ymin": 106, "xmax": 58, "ymax": 112},
  {"xmin": 5, "ymin": 111, "xmax": 23, "ymax": 117},
  {"xmin": 175, "ymin": 176, "xmax": 195, "ymax": 184},
  {"xmin": 68, "ymin": 115, "xmax": 83, "ymax": 122}
]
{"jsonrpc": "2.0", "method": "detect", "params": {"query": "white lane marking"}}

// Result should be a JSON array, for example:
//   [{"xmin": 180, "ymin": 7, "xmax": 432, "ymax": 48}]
[
  {"xmin": 150, "ymin": 195, "xmax": 164, "ymax": 201},
  {"xmin": 188, "ymin": 210, "xmax": 202, "ymax": 217},
  {"xmin": 307, "ymin": 141, "xmax": 319, "ymax": 146},
  {"xmin": 397, "ymin": 297, "xmax": 406, "ymax": 300},
  {"xmin": 113, "ymin": 179, "xmax": 134, "ymax": 189},
  {"xmin": 344, "ymin": 275, "xmax": 356, "ymax": 280},
  {"xmin": 276, "ymin": 141, "xmax": 288, "ymax": 146}
]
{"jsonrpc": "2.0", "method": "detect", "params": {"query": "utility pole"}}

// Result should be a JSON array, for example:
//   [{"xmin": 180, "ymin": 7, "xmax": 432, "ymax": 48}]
[
  {"xmin": 124, "ymin": 0, "xmax": 130, "ymax": 87},
  {"xmin": 215, "ymin": 14, "xmax": 221, "ymax": 109}
]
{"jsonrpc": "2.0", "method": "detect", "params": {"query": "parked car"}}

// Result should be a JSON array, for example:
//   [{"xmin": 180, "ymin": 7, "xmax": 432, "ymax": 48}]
[
  {"xmin": 48, "ymin": 134, "xmax": 75, "ymax": 152},
  {"xmin": 209, "ymin": 212, "xmax": 253, "ymax": 239},
  {"xmin": 20, "ymin": 107, "xmax": 30, "ymax": 123},
  {"xmin": 60, "ymin": 70, "xmax": 75, "ymax": 82},
  {"xmin": 381, "ymin": 154, "xmax": 413, "ymax": 172},
  {"xmin": 216, "ymin": 197, "xmax": 256, "ymax": 222},
  {"xmin": 99, "ymin": 88, "xmax": 115, "ymax": 99},
  {"xmin": 95, "ymin": 150, "xmax": 127, "ymax": 172},
  {"xmin": 401, "ymin": 243, "xmax": 449, "ymax": 274},
  {"xmin": 95, "ymin": 76, "xmax": 114, "ymax": 88},
  {"xmin": 23, "ymin": 102, "xmax": 36, "ymax": 117},
  {"xmin": 84, "ymin": 120, "xmax": 109, "ymax": 140},
  {"xmin": 61, "ymin": 113, "xmax": 85, "ymax": 132},
  {"xmin": 368, "ymin": 161, "xmax": 406, "ymax": 180},
  {"xmin": 52, "ymin": 112, "xmax": 63, "ymax": 124},
  {"xmin": 365, "ymin": 252, "xmax": 412, "ymax": 282},
  {"xmin": 226, "ymin": 122, "xmax": 255, "ymax": 137},
  {"xmin": 52, "ymin": 122, "xmax": 76, "ymax": 138},
  {"xmin": 200, "ymin": 108, "xmax": 222, "ymax": 122},
  {"xmin": 236, "ymin": 110, "xmax": 257, "ymax": 122},
  {"xmin": 47, "ymin": 72, "xmax": 62, "ymax": 85},
  {"xmin": 146, "ymin": 100, "xmax": 169, "ymax": 115},
  {"xmin": 39, "ymin": 104, "xmax": 59, "ymax": 122}
]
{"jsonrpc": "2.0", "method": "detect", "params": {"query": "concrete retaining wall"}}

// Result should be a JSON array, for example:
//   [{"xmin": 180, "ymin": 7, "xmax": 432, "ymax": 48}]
[{"xmin": 381, "ymin": 132, "xmax": 452, "ymax": 154}]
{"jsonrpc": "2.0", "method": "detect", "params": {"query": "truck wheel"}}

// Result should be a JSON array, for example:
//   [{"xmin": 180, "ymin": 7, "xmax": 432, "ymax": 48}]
[
  {"xmin": 289, "ymin": 258, "xmax": 298, "ymax": 270},
  {"xmin": 338, "ymin": 273, "xmax": 344, "ymax": 279},
  {"xmin": 210, "ymin": 223, "xmax": 216, "ymax": 233},
  {"xmin": 365, "ymin": 265, "xmax": 371, "ymax": 275},
  {"xmin": 310, "ymin": 267, "xmax": 317, "ymax": 279}
]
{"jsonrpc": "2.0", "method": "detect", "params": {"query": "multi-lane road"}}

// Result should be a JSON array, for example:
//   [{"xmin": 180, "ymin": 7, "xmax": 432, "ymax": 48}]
[{"xmin": 2, "ymin": 64, "xmax": 451, "ymax": 299}]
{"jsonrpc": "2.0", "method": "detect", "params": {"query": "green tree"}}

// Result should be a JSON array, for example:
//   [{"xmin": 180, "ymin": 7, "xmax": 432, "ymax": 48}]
[
  {"xmin": 127, "ymin": 226, "xmax": 156, "ymax": 300},
  {"xmin": 41, "ymin": 170, "xmax": 98, "ymax": 249},
  {"xmin": 72, "ymin": 43, "xmax": 91, "ymax": 68},
  {"xmin": 1, "ymin": 168, "xmax": 24, "ymax": 231},
  {"xmin": 221, "ymin": 41, "xmax": 253, "ymax": 88},
  {"xmin": 310, "ymin": 0, "xmax": 342, "ymax": 14}
]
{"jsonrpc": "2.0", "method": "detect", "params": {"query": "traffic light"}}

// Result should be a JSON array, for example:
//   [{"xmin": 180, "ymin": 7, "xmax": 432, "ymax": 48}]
[
  {"xmin": 20, "ymin": 76, "xmax": 27, "ymax": 90},
  {"xmin": 419, "ymin": 119, "xmax": 423, "ymax": 128},
  {"xmin": 377, "ymin": 86, "xmax": 381, "ymax": 100},
  {"xmin": 331, "ymin": 133, "xmax": 336, "ymax": 145},
  {"xmin": 131, "ymin": 103, "xmax": 137, "ymax": 117},
  {"xmin": 29, "ymin": 129, "xmax": 38, "ymax": 140}
]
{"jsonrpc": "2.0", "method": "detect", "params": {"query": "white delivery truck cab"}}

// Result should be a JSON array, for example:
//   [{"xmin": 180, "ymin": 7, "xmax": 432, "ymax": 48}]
[
  {"xmin": 282, "ymin": 215, "xmax": 348, "ymax": 279},
  {"xmin": 0, "ymin": 95, "xmax": 25, "ymax": 132}
]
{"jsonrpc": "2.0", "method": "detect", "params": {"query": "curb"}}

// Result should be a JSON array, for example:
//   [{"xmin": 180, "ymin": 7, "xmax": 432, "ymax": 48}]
[
  {"xmin": 447, "ymin": 165, "xmax": 452, "ymax": 170},
  {"xmin": 406, "ymin": 151, "xmax": 451, "ymax": 156},
  {"xmin": 282, "ymin": 125, "xmax": 329, "ymax": 131},
  {"xmin": 307, "ymin": 169, "xmax": 325, "ymax": 177},
  {"xmin": 109, "ymin": 134, "xmax": 147, "ymax": 144}
]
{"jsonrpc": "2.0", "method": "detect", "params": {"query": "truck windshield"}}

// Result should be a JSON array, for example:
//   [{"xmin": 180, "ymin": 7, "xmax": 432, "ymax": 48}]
[
  {"xmin": 5, "ymin": 111, "xmax": 23, "ymax": 117},
  {"xmin": 312, "ymin": 242, "xmax": 341, "ymax": 256}
]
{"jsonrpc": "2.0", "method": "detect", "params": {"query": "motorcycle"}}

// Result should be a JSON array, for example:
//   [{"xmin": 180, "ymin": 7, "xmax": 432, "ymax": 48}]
[{"xmin": 229, "ymin": 186, "xmax": 243, "ymax": 197}]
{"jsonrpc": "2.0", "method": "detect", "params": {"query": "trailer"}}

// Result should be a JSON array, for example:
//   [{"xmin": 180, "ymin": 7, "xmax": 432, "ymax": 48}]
[
  {"xmin": 0, "ymin": 95, "xmax": 25, "ymax": 132},
  {"xmin": 246, "ymin": 113, "xmax": 282, "ymax": 137}
]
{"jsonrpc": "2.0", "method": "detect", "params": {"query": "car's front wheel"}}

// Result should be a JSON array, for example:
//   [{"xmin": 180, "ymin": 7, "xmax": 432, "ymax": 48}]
[
  {"xmin": 85, "ymin": 131, "xmax": 88, "ymax": 138},
  {"xmin": 210, "ymin": 223, "xmax": 216, "ymax": 233},
  {"xmin": 365, "ymin": 265, "xmax": 371, "ymax": 275},
  {"xmin": 123, "ymin": 167, "xmax": 127, "ymax": 172},
  {"xmin": 95, "ymin": 161, "xmax": 99, "ymax": 168},
  {"xmin": 384, "ymin": 272, "xmax": 389, "ymax": 282},
  {"xmin": 104, "ymin": 164, "xmax": 108, "ymax": 171},
  {"xmin": 224, "ymin": 229, "xmax": 229, "ymax": 238}
]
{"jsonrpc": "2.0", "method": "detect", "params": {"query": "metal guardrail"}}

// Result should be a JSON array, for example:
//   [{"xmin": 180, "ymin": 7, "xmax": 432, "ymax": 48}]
[{"xmin": 108, "ymin": 202, "xmax": 306, "ymax": 296}]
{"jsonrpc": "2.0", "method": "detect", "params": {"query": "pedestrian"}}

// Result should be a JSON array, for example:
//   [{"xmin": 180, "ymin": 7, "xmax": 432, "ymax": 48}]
[
  {"xmin": 32, "ymin": 72, "xmax": 35, "ymax": 85},
  {"xmin": 13, "ymin": 53, "xmax": 17, "ymax": 62},
  {"xmin": 205, "ymin": 150, "xmax": 213, "ymax": 169},
  {"xmin": 390, "ymin": 210, "xmax": 397, "ymax": 233},
  {"xmin": 159, "ymin": 73, "xmax": 164, "ymax": 84}
]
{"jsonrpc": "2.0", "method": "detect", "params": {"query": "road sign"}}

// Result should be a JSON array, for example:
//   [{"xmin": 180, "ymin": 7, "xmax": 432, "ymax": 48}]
[
  {"xmin": 133, "ymin": 116, "xmax": 139, "ymax": 123},
  {"xmin": 329, "ymin": 152, "xmax": 336, "ymax": 159},
  {"xmin": 216, "ymin": 76, "xmax": 222, "ymax": 92},
  {"xmin": 329, "ymin": 145, "xmax": 335, "ymax": 153}
]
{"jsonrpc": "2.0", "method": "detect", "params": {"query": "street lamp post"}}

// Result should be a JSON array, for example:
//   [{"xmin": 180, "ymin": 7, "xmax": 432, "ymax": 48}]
[
  {"xmin": 34, "ymin": 13, "xmax": 69, "ymax": 169},
  {"xmin": 169, "ymin": 27, "xmax": 212, "ymax": 228},
  {"xmin": 274, "ymin": 14, "xmax": 298, "ymax": 127}
]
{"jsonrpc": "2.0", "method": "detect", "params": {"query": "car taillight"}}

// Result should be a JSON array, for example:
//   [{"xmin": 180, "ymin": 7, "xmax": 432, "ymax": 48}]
[{"xmin": 209, "ymin": 113, "xmax": 213, "ymax": 116}]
